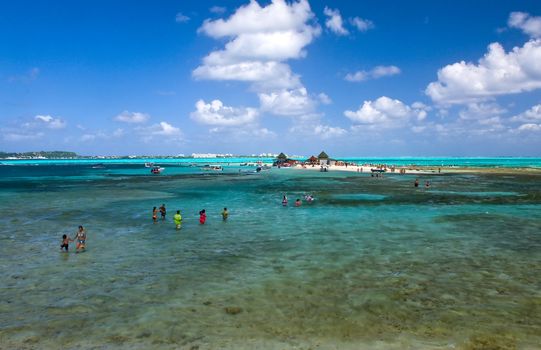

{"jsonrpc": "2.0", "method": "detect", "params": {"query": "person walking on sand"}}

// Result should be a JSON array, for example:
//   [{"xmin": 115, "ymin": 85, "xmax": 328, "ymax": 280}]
[
  {"xmin": 152, "ymin": 207, "xmax": 158, "ymax": 223},
  {"xmin": 173, "ymin": 210, "xmax": 182, "ymax": 230},
  {"xmin": 221, "ymin": 207, "xmax": 229, "ymax": 221},
  {"xmin": 199, "ymin": 209, "xmax": 207, "ymax": 224},
  {"xmin": 159, "ymin": 204, "xmax": 166, "ymax": 220}
]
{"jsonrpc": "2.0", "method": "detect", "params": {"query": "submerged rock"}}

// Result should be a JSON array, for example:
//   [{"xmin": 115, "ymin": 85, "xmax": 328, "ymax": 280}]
[{"xmin": 224, "ymin": 307, "xmax": 242, "ymax": 315}]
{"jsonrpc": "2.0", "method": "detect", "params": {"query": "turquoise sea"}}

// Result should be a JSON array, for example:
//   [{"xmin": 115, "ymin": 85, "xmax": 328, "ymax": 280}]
[{"xmin": 0, "ymin": 158, "xmax": 540, "ymax": 349}]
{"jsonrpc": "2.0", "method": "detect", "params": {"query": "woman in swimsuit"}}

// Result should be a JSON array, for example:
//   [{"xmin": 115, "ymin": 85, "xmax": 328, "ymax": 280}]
[
  {"xmin": 152, "ymin": 207, "xmax": 158, "ymax": 223},
  {"xmin": 75, "ymin": 225, "xmax": 86, "ymax": 252}
]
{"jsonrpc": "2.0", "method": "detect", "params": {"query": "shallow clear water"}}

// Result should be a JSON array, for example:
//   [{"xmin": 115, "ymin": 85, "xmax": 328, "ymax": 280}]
[{"xmin": 0, "ymin": 163, "xmax": 540, "ymax": 349}]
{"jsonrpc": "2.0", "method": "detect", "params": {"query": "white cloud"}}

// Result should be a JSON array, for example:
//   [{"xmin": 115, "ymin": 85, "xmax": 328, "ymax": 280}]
[
  {"xmin": 175, "ymin": 12, "xmax": 190, "ymax": 23},
  {"xmin": 313, "ymin": 124, "xmax": 347, "ymax": 138},
  {"xmin": 458, "ymin": 102, "xmax": 507, "ymax": 120},
  {"xmin": 323, "ymin": 7, "xmax": 348, "ymax": 36},
  {"xmin": 508, "ymin": 12, "xmax": 541, "ymax": 38},
  {"xmin": 517, "ymin": 123, "xmax": 541, "ymax": 131},
  {"xmin": 35, "ymin": 115, "xmax": 67, "ymax": 129},
  {"xmin": 194, "ymin": 0, "xmax": 320, "ymax": 90},
  {"xmin": 345, "ymin": 65, "xmax": 400, "ymax": 82},
  {"xmin": 210, "ymin": 6, "xmax": 226, "ymax": 14},
  {"xmin": 318, "ymin": 92, "xmax": 332, "ymax": 105},
  {"xmin": 259, "ymin": 88, "xmax": 316, "ymax": 116},
  {"xmin": 511, "ymin": 104, "xmax": 541, "ymax": 122},
  {"xmin": 350, "ymin": 17, "xmax": 374, "ymax": 32},
  {"xmin": 114, "ymin": 111, "xmax": 150, "ymax": 123},
  {"xmin": 289, "ymin": 123, "xmax": 346, "ymax": 139},
  {"xmin": 426, "ymin": 39, "xmax": 541, "ymax": 105},
  {"xmin": 191, "ymin": 99, "xmax": 259, "ymax": 126},
  {"xmin": 137, "ymin": 122, "xmax": 182, "ymax": 143},
  {"xmin": 193, "ymin": 61, "xmax": 300, "ymax": 90},
  {"xmin": 344, "ymin": 96, "xmax": 429, "ymax": 127},
  {"xmin": 151, "ymin": 122, "xmax": 181, "ymax": 136}
]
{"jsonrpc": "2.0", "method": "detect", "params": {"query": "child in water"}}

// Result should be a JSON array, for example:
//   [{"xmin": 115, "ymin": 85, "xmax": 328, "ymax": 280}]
[
  {"xmin": 282, "ymin": 195, "xmax": 288, "ymax": 206},
  {"xmin": 159, "ymin": 204, "xmax": 166, "ymax": 220},
  {"xmin": 199, "ymin": 209, "xmax": 207, "ymax": 224},
  {"xmin": 152, "ymin": 207, "xmax": 158, "ymax": 223},
  {"xmin": 60, "ymin": 234, "xmax": 73, "ymax": 252},
  {"xmin": 295, "ymin": 198, "xmax": 302, "ymax": 207},
  {"xmin": 221, "ymin": 207, "xmax": 229, "ymax": 221},
  {"xmin": 173, "ymin": 210, "xmax": 182, "ymax": 230}
]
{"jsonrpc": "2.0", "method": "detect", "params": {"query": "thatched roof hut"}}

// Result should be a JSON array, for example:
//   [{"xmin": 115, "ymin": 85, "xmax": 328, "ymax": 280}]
[
  {"xmin": 277, "ymin": 152, "xmax": 288, "ymax": 160},
  {"xmin": 318, "ymin": 151, "xmax": 329, "ymax": 160},
  {"xmin": 307, "ymin": 155, "xmax": 318, "ymax": 164}
]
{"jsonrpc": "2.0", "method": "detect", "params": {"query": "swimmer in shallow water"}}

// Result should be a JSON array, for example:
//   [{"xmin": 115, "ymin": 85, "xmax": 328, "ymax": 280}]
[
  {"xmin": 60, "ymin": 234, "xmax": 73, "ymax": 252},
  {"xmin": 173, "ymin": 210, "xmax": 182, "ymax": 230},
  {"xmin": 74, "ymin": 225, "xmax": 86, "ymax": 252},
  {"xmin": 152, "ymin": 207, "xmax": 158, "ymax": 223},
  {"xmin": 199, "ymin": 209, "xmax": 207, "ymax": 224},
  {"xmin": 295, "ymin": 198, "xmax": 302, "ymax": 207},
  {"xmin": 282, "ymin": 195, "xmax": 288, "ymax": 206},
  {"xmin": 221, "ymin": 207, "xmax": 229, "ymax": 221},
  {"xmin": 159, "ymin": 204, "xmax": 166, "ymax": 220}
]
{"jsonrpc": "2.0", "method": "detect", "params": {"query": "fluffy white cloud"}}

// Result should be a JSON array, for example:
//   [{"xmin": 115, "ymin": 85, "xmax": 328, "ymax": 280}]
[
  {"xmin": 35, "ymin": 115, "xmax": 67, "ymax": 129},
  {"xmin": 194, "ymin": 61, "xmax": 300, "ymax": 90},
  {"xmin": 517, "ymin": 123, "xmax": 541, "ymax": 131},
  {"xmin": 137, "ymin": 122, "xmax": 182, "ymax": 143},
  {"xmin": 318, "ymin": 92, "xmax": 332, "ymax": 105},
  {"xmin": 151, "ymin": 122, "xmax": 181, "ymax": 136},
  {"xmin": 259, "ymin": 88, "xmax": 316, "ymax": 116},
  {"xmin": 323, "ymin": 7, "xmax": 348, "ymax": 36},
  {"xmin": 191, "ymin": 99, "xmax": 258, "ymax": 126},
  {"xmin": 350, "ymin": 17, "xmax": 374, "ymax": 32},
  {"xmin": 289, "ymin": 123, "xmax": 346, "ymax": 139},
  {"xmin": 175, "ymin": 12, "xmax": 190, "ymax": 23},
  {"xmin": 344, "ymin": 96, "xmax": 428, "ymax": 127},
  {"xmin": 114, "ymin": 111, "xmax": 150, "ymax": 123},
  {"xmin": 345, "ymin": 65, "xmax": 400, "ymax": 82},
  {"xmin": 426, "ymin": 40, "xmax": 541, "ymax": 104},
  {"xmin": 458, "ymin": 102, "xmax": 507, "ymax": 120},
  {"xmin": 194, "ymin": 0, "xmax": 319, "ymax": 90},
  {"xmin": 511, "ymin": 104, "xmax": 541, "ymax": 122},
  {"xmin": 508, "ymin": 12, "xmax": 541, "ymax": 38}
]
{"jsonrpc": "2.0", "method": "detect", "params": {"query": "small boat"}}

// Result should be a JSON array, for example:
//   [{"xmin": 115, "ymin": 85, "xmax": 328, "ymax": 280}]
[
  {"xmin": 202, "ymin": 165, "xmax": 223, "ymax": 171},
  {"xmin": 145, "ymin": 162, "xmax": 154, "ymax": 168},
  {"xmin": 150, "ymin": 166, "xmax": 164, "ymax": 174}
]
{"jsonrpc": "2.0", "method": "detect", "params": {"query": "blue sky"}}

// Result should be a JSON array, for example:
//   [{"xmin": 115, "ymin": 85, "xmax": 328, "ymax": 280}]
[{"xmin": 1, "ymin": 0, "xmax": 541, "ymax": 156}]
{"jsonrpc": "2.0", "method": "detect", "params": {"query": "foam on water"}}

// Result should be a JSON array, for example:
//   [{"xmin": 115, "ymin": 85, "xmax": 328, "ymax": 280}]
[{"xmin": 0, "ymin": 164, "xmax": 540, "ymax": 349}]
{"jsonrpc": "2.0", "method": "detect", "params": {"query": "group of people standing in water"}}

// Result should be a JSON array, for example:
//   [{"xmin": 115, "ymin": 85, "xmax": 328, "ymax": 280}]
[
  {"xmin": 282, "ymin": 194, "xmax": 314, "ymax": 207},
  {"xmin": 60, "ymin": 225, "xmax": 86, "ymax": 253},
  {"xmin": 152, "ymin": 204, "xmax": 229, "ymax": 230}
]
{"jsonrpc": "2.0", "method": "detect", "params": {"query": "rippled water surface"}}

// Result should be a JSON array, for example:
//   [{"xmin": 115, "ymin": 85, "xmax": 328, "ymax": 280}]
[{"xmin": 0, "ymin": 163, "xmax": 540, "ymax": 349}]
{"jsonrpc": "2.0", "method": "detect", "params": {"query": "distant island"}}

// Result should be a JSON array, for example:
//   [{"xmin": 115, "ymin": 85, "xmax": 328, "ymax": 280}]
[
  {"xmin": 0, "ymin": 151, "xmax": 79, "ymax": 159},
  {"xmin": 0, "ymin": 151, "xmax": 289, "ymax": 160}
]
